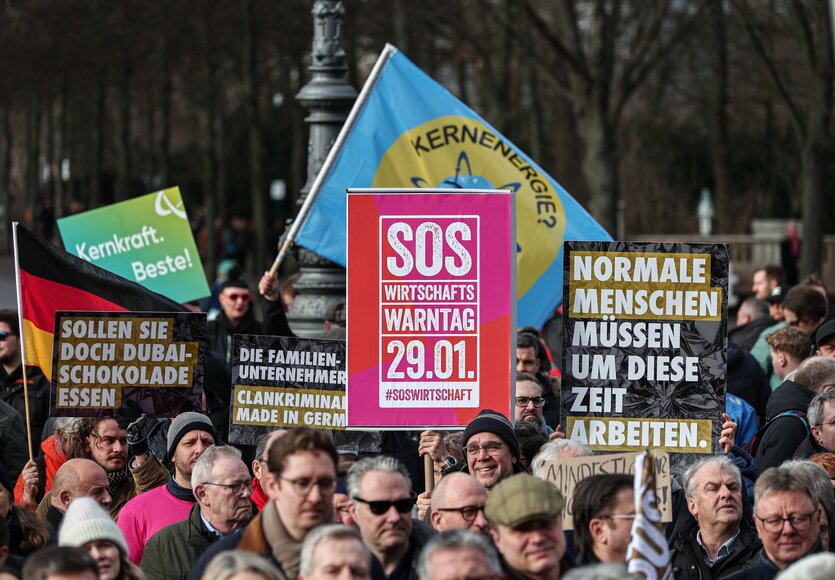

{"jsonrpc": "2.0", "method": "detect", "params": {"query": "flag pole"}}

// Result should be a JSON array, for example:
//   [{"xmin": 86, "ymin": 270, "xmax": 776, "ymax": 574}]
[
  {"xmin": 11, "ymin": 223, "xmax": 34, "ymax": 461},
  {"xmin": 267, "ymin": 44, "xmax": 398, "ymax": 277}
]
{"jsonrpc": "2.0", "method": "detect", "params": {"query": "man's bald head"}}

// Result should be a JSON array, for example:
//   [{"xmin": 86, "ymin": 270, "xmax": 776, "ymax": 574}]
[
  {"xmin": 51, "ymin": 458, "xmax": 112, "ymax": 511},
  {"xmin": 430, "ymin": 473, "xmax": 490, "ymax": 535}
]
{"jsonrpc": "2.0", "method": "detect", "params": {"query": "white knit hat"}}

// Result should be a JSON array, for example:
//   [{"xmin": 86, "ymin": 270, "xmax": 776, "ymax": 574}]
[{"xmin": 58, "ymin": 497, "xmax": 128, "ymax": 556}]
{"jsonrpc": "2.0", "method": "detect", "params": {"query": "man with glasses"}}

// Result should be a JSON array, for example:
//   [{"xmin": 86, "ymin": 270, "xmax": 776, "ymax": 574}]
[
  {"xmin": 348, "ymin": 455, "xmax": 435, "ymax": 579},
  {"xmin": 141, "ymin": 446, "xmax": 252, "ymax": 579},
  {"xmin": 428, "ymin": 473, "xmax": 489, "ymax": 537},
  {"xmin": 796, "ymin": 385, "xmax": 835, "ymax": 459},
  {"xmin": 671, "ymin": 456, "xmax": 759, "ymax": 579},
  {"xmin": 0, "ymin": 309, "xmax": 50, "ymax": 454},
  {"xmin": 572, "ymin": 474, "xmax": 634, "ymax": 565},
  {"xmin": 207, "ymin": 279, "xmax": 293, "ymax": 363},
  {"xmin": 515, "ymin": 372, "xmax": 553, "ymax": 436},
  {"xmin": 461, "ymin": 409, "xmax": 525, "ymax": 491},
  {"xmin": 189, "ymin": 428, "xmax": 338, "ymax": 580},
  {"xmin": 725, "ymin": 466, "xmax": 822, "ymax": 579}
]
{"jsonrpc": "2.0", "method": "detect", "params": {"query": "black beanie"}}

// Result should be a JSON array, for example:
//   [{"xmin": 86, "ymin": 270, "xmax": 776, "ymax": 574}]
[
  {"xmin": 462, "ymin": 409, "xmax": 520, "ymax": 460},
  {"xmin": 219, "ymin": 279, "xmax": 250, "ymax": 292}
]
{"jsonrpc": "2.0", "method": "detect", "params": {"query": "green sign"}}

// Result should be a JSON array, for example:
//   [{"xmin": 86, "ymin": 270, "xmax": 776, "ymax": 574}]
[{"xmin": 57, "ymin": 187, "xmax": 210, "ymax": 303}]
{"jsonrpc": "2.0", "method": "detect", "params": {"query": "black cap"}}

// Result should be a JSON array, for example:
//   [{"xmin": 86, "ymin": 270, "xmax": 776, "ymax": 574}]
[
  {"xmin": 219, "ymin": 279, "xmax": 250, "ymax": 293},
  {"xmin": 766, "ymin": 284, "xmax": 792, "ymax": 304},
  {"xmin": 816, "ymin": 320, "xmax": 835, "ymax": 347}
]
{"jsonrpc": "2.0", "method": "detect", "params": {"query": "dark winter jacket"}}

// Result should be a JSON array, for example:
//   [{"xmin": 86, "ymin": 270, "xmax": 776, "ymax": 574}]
[
  {"xmin": 0, "ymin": 364, "xmax": 50, "ymax": 453},
  {"xmin": 206, "ymin": 299, "xmax": 293, "ymax": 363},
  {"xmin": 0, "ymin": 399, "xmax": 28, "ymax": 481},
  {"xmin": 723, "ymin": 542, "xmax": 822, "ymax": 580},
  {"xmin": 671, "ymin": 518, "xmax": 761, "ymax": 580},
  {"xmin": 141, "ymin": 503, "xmax": 220, "ymax": 580},
  {"xmin": 727, "ymin": 342, "xmax": 770, "ymax": 423},
  {"xmin": 729, "ymin": 319, "xmax": 774, "ymax": 353},
  {"xmin": 369, "ymin": 520, "xmax": 436, "ymax": 580},
  {"xmin": 753, "ymin": 380, "xmax": 815, "ymax": 472},
  {"xmin": 793, "ymin": 433, "xmax": 826, "ymax": 459}
]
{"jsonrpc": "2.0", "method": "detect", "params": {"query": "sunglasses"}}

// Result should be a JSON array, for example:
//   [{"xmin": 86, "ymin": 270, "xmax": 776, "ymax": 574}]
[
  {"xmin": 353, "ymin": 495, "xmax": 415, "ymax": 515},
  {"xmin": 0, "ymin": 331, "xmax": 15, "ymax": 342},
  {"xmin": 225, "ymin": 293, "xmax": 251, "ymax": 303}
]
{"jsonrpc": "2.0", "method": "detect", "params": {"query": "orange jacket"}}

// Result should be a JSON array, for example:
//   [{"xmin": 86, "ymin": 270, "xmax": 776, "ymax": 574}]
[{"xmin": 14, "ymin": 434, "xmax": 66, "ymax": 507}]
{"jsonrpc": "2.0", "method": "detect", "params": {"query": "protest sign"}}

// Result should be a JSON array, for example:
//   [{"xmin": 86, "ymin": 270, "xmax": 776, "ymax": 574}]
[
  {"xmin": 57, "ymin": 187, "xmax": 210, "ymax": 303},
  {"xmin": 561, "ymin": 241, "xmax": 728, "ymax": 474},
  {"xmin": 347, "ymin": 189, "xmax": 515, "ymax": 428},
  {"xmin": 229, "ymin": 335, "xmax": 346, "ymax": 443},
  {"xmin": 51, "ymin": 311, "xmax": 205, "ymax": 417},
  {"xmin": 540, "ymin": 450, "xmax": 672, "ymax": 530}
]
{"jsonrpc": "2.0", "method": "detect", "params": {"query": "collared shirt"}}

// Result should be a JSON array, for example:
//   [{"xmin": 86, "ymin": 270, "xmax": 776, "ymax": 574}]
[
  {"xmin": 200, "ymin": 512, "xmax": 223, "ymax": 538},
  {"xmin": 696, "ymin": 529, "xmax": 739, "ymax": 567}
]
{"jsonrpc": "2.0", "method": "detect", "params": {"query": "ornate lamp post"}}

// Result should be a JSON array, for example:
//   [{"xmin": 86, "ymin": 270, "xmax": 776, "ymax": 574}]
[{"xmin": 288, "ymin": 1, "xmax": 357, "ymax": 336}]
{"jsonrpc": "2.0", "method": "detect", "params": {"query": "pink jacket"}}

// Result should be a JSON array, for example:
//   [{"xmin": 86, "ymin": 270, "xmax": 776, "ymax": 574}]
[{"xmin": 117, "ymin": 483, "xmax": 194, "ymax": 564}]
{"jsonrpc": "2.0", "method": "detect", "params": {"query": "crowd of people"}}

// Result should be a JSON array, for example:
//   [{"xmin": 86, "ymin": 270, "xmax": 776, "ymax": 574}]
[{"xmin": 0, "ymin": 263, "xmax": 834, "ymax": 579}]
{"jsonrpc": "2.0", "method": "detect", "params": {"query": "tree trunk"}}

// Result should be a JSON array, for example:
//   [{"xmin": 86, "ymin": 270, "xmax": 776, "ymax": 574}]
[
  {"xmin": 158, "ymin": 2, "xmax": 172, "ymax": 187},
  {"xmin": 57, "ymin": 78, "xmax": 69, "ymax": 220},
  {"xmin": 709, "ymin": 0, "xmax": 732, "ymax": 233},
  {"xmin": 116, "ymin": 67, "xmax": 132, "ymax": 201},
  {"xmin": 26, "ymin": 93, "xmax": 42, "ymax": 228},
  {"xmin": 577, "ymin": 108, "xmax": 619, "ymax": 236},
  {"xmin": 90, "ymin": 72, "xmax": 106, "ymax": 209},
  {"xmin": 243, "ymin": 0, "xmax": 266, "ymax": 275},
  {"xmin": 200, "ymin": 4, "xmax": 219, "ymax": 281},
  {"xmin": 1, "ymin": 110, "xmax": 11, "ymax": 253}
]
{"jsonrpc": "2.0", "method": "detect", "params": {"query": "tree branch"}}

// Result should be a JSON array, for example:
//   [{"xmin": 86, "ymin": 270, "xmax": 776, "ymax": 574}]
[{"xmin": 731, "ymin": 0, "xmax": 805, "ymax": 137}]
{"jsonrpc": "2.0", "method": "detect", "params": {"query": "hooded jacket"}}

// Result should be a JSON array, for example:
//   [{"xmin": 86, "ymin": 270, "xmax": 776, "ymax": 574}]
[{"xmin": 753, "ymin": 380, "xmax": 814, "ymax": 472}]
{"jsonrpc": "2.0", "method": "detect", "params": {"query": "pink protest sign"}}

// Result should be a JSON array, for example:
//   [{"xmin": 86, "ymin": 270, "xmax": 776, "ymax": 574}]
[{"xmin": 347, "ymin": 189, "xmax": 515, "ymax": 428}]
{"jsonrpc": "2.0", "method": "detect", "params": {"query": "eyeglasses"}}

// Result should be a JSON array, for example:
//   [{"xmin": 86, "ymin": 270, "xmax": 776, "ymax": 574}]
[
  {"xmin": 278, "ymin": 476, "xmax": 337, "ymax": 496},
  {"xmin": 515, "ymin": 396, "xmax": 544, "ymax": 408},
  {"xmin": 599, "ymin": 513, "xmax": 635, "ymax": 521},
  {"xmin": 755, "ymin": 510, "xmax": 817, "ymax": 533},
  {"xmin": 435, "ymin": 505, "xmax": 485, "ymax": 522},
  {"xmin": 352, "ymin": 495, "xmax": 415, "ymax": 515},
  {"xmin": 465, "ymin": 442, "xmax": 506, "ymax": 457},
  {"xmin": 225, "ymin": 293, "xmax": 251, "ymax": 303},
  {"xmin": 0, "ymin": 331, "xmax": 15, "ymax": 342},
  {"xmin": 815, "ymin": 419, "xmax": 835, "ymax": 428},
  {"xmin": 202, "ymin": 479, "xmax": 252, "ymax": 495}
]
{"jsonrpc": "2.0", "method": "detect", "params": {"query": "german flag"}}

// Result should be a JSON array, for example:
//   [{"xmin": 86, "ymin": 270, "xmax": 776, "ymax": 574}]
[{"xmin": 14, "ymin": 224, "xmax": 186, "ymax": 381}]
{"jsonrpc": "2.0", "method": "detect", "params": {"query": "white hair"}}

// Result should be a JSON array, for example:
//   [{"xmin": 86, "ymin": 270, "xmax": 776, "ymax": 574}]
[
  {"xmin": 191, "ymin": 445, "xmax": 241, "ymax": 491},
  {"xmin": 776, "ymin": 553, "xmax": 835, "ymax": 580},
  {"xmin": 299, "ymin": 524, "xmax": 369, "ymax": 576},
  {"xmin": 530, "ymin": 439, "xmax": 593, "ymax": 477}
]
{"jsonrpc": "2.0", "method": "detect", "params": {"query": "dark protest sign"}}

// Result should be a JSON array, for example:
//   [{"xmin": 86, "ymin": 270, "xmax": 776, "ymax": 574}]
[
  {"xmin": 229, "ymin": 335, "xmax": 346, "ymax": 444},
  {"xmin": 540, "ymin": 450, "xmax": 672, "ymax": 530},
  {"xmin": 51, "ymin": 311, "xmax": 205, "ymax": 417},
  {"xmin": 561, "ymin": 242, "xmax": 728, "ymax": 474}
]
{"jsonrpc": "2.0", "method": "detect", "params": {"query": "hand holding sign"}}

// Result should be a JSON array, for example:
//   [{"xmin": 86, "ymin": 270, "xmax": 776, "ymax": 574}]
[{"xmin": 720, "ymin": 413, "xmax": 737, "ymax": 454}]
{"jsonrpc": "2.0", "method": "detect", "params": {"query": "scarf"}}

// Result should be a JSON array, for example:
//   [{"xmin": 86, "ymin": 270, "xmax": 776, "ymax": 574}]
[
  {"xmin": 167, "ymin": 474, "xmax": 197, "ymax": 502},
  {"xmin": 251, "ymin": 478, "xmax": 269, "ymax": 511}
]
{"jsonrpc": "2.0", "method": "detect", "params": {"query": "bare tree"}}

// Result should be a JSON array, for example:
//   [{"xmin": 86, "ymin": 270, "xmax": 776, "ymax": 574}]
[
  {"xmin": 733, "ymin": 0, "xmax": 833, "ymax": 278},
  {"xmin": 505, "ymin": 0, "xmax": 706, "ymax": 235}
]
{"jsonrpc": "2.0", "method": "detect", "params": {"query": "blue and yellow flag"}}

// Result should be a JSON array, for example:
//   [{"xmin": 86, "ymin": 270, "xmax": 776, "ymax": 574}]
[{"xmin": 297, "ymin": 44, "xmax": 611, "ymax": 328}]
